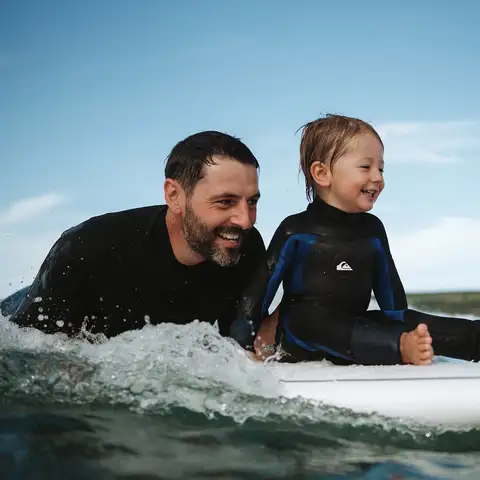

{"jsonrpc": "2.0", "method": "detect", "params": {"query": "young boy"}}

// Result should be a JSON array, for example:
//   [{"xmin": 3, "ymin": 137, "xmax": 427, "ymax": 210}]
[{"xmin": 231, "ymin": 114, "xmax": 480, "ymax": 366}]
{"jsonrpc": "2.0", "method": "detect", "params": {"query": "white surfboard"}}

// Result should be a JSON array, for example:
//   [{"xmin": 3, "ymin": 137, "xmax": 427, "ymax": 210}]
[{"xmin": 266, "ymin": 360, "xmax": 480, "ymax": 427}]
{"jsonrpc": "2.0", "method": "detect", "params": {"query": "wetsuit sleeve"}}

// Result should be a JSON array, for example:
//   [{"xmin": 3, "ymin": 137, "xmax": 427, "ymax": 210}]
[
  {"xmin": 229, "ymin": 220, "xmax": 294, "ymax": 350},
  {"xmin": 368, "ymin": 215, "xmax": 480, "ymax": 361},
  {"xmin": 216, "ymin": 228, "xmax": 266, "ymax": 337},
  {"xmin": 9, "ymin": 227, "xmax": 92, "ymax": 336},
  {"xmin": 370, "ymin": 216, "xmax": 408, "ymax": 319}
]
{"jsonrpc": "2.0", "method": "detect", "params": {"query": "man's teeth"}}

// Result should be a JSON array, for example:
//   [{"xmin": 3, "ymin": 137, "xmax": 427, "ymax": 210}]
[
  {"xmin": 362, "ymin": 190, "xmax": 376, "ymax": 197},
  {"xmin": 218, "ymin": 233, "xmax": 240, "ymax": 241}
]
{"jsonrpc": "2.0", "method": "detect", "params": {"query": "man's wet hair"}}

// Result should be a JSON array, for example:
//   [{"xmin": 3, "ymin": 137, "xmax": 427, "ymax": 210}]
[{"xmin": 164, "ymin": 131, "xmax": 259, "ymax": 194}]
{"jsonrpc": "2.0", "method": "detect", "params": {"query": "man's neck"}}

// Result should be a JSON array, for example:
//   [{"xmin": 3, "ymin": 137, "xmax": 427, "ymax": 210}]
[{"xmin": 165, "ymin": 208, "xmax": 205, "ymax": 266}]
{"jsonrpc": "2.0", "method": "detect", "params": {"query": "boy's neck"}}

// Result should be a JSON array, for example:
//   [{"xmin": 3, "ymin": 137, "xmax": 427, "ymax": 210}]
[{"xmin": 314, "ymin": 191, "xmax": 350, "ymax": 214}]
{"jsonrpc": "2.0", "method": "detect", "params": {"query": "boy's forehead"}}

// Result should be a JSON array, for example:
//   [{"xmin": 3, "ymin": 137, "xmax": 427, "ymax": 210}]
[{"xmin": 349, "ymin": 133, "xmax": 384, "ymax": 157}]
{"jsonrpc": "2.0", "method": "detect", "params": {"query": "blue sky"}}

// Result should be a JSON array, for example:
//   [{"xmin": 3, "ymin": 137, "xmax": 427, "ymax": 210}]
[{"xmin": 1, "ymin": 0, "xmax": 480, "ymax": 296}]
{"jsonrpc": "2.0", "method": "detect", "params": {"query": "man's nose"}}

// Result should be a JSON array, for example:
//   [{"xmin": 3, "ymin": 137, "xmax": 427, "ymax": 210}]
[{"xmin": 231, "ymin": 200, "xmax": 255, "ymax": 230}]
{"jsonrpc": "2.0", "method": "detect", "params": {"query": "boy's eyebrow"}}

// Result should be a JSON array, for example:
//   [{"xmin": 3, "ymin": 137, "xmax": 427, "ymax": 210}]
[{"xmin": 362, "ymin": 156, "xmax": 384, "ymax": 164}]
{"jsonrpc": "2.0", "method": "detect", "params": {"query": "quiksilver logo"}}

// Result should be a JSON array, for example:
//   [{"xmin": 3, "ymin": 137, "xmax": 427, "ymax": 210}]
[{"xmin": 336, "ymin": 261, "xmax": 353, "ymax": 271}]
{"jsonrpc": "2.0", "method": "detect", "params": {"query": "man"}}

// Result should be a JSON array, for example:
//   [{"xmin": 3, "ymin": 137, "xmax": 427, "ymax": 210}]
[{"xmin": 4, "ymin": 131, "xmax": 266, "ymax": 341}]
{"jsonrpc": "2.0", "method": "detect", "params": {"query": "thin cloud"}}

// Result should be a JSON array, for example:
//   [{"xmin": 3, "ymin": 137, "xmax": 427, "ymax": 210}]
[
  {"xmin": 376, "ymin": 120, "xmax": 480, "ymax": 164},
  {"xmin": 0, "ymin": 193, "xmax": 66, "ymax": 226},
  {"xmin": 389, "ymin": 216, "xmax": 480, "ymax": 292}
]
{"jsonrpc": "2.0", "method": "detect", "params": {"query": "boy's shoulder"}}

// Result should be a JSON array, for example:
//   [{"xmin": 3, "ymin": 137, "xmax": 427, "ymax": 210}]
[
  {"xmin": 359, "ymin": 212, "xmax": 390, "ymax": 241},
  {"xmin": 279, "ymin": 208, "xmax": 311, "ymax": 228},
  {"xmin": 362, "ymin": 211, "xmax": 386, "ymax": 228},
  {"xmin": 272, "ymin": 209, "xmax": 316, "ymax": 240},
  {"xmin": 360, "ymin": 211, "xmax": 383, "ymax": 225}
]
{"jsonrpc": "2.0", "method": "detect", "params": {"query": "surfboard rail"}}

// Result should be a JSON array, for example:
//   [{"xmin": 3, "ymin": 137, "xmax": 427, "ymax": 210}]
[{"xmin": 266, "ymin": 361, "xmax": 480, "ymax": 427}]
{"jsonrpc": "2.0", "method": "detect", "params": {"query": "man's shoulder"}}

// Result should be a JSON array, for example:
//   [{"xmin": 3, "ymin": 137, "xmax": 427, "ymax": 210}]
[{"xmin": 62, "ymin": 205, "xmax": 167, "ymax": 240}]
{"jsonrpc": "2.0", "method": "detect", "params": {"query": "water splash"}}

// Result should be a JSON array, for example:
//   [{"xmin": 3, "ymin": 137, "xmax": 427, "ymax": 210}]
[{"xmin": 0, "ymin": 313, "xmax": 476, "ymax": 441}]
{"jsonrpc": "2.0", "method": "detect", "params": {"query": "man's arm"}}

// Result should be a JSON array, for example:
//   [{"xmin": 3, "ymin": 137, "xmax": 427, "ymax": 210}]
[
  {"xmin": 229, "ymin": 220, "xmax": 295, "ymax": 351},
  {"xmin": 217, "ymin": 227, "xmax": 266, "ymax": 338},
  {"xmin": 10, "ymin": 228, "xmax": 91, "ymax": 336}
]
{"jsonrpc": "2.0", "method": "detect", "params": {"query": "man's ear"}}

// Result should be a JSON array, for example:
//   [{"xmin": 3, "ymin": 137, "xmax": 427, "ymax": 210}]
[
  {"xmin": 164, "ymin": 178, "xmax": 184, "ymax": 214},
  {"xmin": 310, "ymin": 161, "xmax": 331, "ymax": 188}
]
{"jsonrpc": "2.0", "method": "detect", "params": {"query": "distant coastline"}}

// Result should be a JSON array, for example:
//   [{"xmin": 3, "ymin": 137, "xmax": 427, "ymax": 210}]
[
  {"xmin": 406, "ymin": 291, "xmax": 480, "ymax": 317},
  {"xmin": 3, "ymin": 291, "xmax": 480, "ymax": 318}
]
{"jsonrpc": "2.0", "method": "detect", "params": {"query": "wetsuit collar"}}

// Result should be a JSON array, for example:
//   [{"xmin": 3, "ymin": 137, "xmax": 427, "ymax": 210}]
[{"xmin": 306, "ymin": 196, "xmax": 364, "ymax": 225}]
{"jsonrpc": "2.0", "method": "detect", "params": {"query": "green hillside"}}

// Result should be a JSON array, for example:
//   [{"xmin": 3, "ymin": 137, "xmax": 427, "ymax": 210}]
[{"xmin": 406, "ymin": 291, "xmax": 480, "ymax": 317}]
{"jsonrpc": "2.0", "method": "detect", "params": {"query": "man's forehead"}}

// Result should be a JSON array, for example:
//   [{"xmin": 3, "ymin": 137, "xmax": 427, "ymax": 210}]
[
  {"xmin": 194, "ymin": 157, "xmax": 259, "ymax": 196},
  {"xmin": 201, "ymin": 157, "xmax": 258, "ymax": 180}
]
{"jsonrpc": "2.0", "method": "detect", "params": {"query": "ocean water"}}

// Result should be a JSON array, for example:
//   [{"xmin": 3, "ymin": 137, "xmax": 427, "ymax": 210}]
[{"xmin": 1, "ymin": 314, "xmax": 480, "ymax": 479}]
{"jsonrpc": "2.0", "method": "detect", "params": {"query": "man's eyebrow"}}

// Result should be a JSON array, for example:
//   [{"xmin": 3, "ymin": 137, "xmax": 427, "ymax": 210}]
[{"xmin": 209, "ymin": 192, "xmax": 261, "ymax": 200}]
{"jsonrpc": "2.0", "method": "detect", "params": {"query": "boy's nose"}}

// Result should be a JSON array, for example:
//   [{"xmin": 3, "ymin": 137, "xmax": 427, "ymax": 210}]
[{"xmin": 371, "ymin": 168, "xmax": 383, "ymax": 182}]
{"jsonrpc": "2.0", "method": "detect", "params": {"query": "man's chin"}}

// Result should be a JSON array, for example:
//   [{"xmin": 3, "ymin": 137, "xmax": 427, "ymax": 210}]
[{"xmin": 210, "ymin": 245, "xmax": 241, "ymax": 267}]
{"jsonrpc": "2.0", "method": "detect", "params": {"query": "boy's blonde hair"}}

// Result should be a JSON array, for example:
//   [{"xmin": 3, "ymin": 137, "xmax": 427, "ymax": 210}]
[{"xmin": 299, "ymin": 114, "xmax": 383, "ymax": 201}]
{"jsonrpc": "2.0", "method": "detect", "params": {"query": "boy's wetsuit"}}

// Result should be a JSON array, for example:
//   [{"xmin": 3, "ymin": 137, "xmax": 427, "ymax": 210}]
[
  {"xmin": 231, "ymin": 197, "xmax": 480, "ymax": 365},
  {"xmin": 7, "ymin": 205, "xmax": 266, "ymax": 339}
]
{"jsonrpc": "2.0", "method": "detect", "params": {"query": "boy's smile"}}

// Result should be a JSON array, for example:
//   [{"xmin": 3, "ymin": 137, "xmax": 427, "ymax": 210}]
[{"xmin": 321, "ymin": 132, "xmax": 385, "ymax": 213}]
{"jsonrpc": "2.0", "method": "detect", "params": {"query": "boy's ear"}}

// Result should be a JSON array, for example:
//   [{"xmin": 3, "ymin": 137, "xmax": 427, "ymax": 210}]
[
  {"xmin": 164, "ymin": 178, "xmax": 185, "ymax": 214},
  {"xmin": 310, "ymin": 161, "xmax": 331, "ymax": 188}
]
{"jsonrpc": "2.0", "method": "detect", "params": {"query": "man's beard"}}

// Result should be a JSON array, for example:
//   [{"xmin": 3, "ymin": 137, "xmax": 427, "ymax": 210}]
[{"xmin": 183, "ymin": 205, "xmax": 246, "ymax": 267}]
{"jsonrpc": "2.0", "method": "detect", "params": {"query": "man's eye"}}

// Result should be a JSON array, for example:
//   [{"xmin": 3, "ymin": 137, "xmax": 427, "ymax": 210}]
[{"xmin": 217, "ymin": 199, "xmax": 234, "ymax": 206}]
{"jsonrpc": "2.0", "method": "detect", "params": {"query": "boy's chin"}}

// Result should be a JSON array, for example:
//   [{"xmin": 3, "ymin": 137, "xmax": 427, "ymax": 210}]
[{"xmin": 355, "ymin": 201, "xmax": 375, "ymax": 213}]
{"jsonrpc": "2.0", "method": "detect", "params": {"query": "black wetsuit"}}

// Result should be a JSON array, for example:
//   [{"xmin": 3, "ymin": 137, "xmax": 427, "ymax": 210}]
[
  {"xmin": 231, "ymin": 197, "xmax": 480, "ymax": 365},
  {"xmin": 7, "ymin": 205, "xmax": 265, "ymax": 338}
]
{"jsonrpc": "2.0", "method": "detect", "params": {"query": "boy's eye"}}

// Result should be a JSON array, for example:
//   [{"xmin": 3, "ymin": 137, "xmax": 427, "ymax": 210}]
[{"xmin": 360, "ymin": 165, "xmax": 384, "ymax": 173}]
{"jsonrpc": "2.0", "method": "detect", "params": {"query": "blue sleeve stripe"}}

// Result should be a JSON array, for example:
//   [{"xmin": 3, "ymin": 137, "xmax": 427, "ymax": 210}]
[
  {"xmin": 371, "ymin": 237, "xmax": 395, "ymax": 310},
  {"xmin": 383, "ymin": 309, "xmax": 406, "ymax": 321},
  {"xmin": 261, "ymin": 233, "xmax": 316, "ymax": 316},
  {"xmin": 288, "ymin": 234, "xmax": 317, "ymax": 294},
  {"xmin": 260, "ymin": 236, "xmax": 296, "ymax": 316}
]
